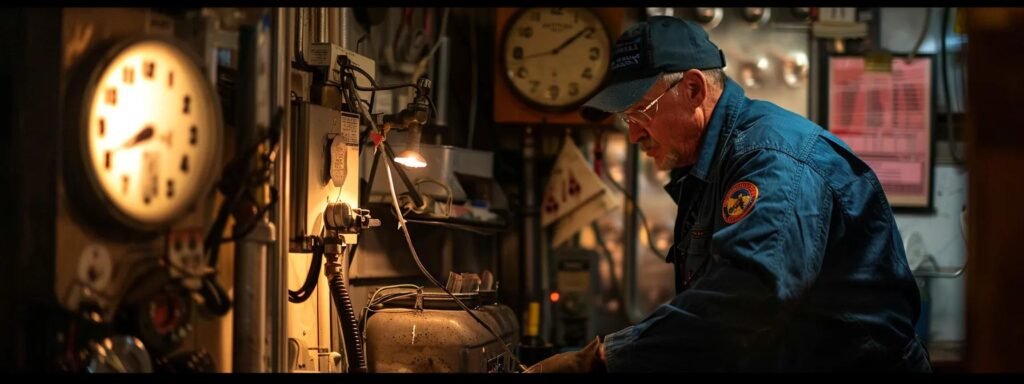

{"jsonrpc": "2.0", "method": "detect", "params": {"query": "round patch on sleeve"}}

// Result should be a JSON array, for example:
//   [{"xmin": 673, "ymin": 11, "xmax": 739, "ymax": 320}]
[{"xmin": 722, "ymin": 181, "xmax": 759, "ymax": 224}]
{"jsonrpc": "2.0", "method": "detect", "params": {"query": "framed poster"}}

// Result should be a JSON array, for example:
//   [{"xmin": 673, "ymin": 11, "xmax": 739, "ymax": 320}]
[{"xmin": 824, "ymin": 55, "xmax": 935, "ymax": 211}]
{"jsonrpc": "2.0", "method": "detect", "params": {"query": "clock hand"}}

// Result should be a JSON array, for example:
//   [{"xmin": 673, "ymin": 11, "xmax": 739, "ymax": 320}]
[
  {"xmin": 522, "ymin": 50, "xmax": 554, "ymax": 59},
  {"xmin": 120, "ymin": 125, "xmax": 154, "ymax": 149},
  {"xmin": 522, "ymin": 26, "xmax": 594, "ymax": 59},
  {"xmin": 551, "ymin": 27, "xmax": 593, "ymax": 55}
]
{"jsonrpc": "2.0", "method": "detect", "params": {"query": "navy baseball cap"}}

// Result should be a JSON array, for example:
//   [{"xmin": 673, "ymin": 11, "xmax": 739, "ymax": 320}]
[{"xmin": 581, "ymin": 16, "xmax": 726, "ymax": 122}]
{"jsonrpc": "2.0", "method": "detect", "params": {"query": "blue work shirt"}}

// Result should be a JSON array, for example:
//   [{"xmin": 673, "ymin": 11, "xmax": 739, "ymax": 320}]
[{"xmin": 602, "ymin": 78, "xmax": 930, "ymax": 372}]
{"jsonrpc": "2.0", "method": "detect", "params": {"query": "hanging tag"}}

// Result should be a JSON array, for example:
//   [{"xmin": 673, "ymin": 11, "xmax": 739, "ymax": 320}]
[{"xmin": 330, "ymin": 137, "xmax": 347, "ymax": 188}]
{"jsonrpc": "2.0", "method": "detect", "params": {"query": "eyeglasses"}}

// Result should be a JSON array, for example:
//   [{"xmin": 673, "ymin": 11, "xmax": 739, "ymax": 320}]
[{"xmin": 616, "ymin": 80, "xmax": 681, "ymax": 127}]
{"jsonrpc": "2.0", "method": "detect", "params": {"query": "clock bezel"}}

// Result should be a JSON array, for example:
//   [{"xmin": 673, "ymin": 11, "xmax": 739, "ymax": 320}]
[
  {"xmin": 63, "ymin": 35, "xmax": 223, "ymax": 235},
  {"xmin": 499, "ymin": 7, "xmax": 613, "ymax": 113}
]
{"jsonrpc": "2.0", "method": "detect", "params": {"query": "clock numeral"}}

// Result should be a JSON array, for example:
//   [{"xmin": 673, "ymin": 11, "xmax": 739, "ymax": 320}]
[
  {"xmin": 105, "ymin": 87, "xmax": 117, "ymax": 106},
  {"xmin": 166, "ymin": 179, "xmax": 175, "ymax": 198},
  {"xmin": 99, "ymin": 118, "xmax": 105, "ymax": 137},
  {"xmin": 513, "ymin": 46, "xmax": 523, "ymax": 60},
  {"xmin": 180, "ymin": 155, "xmax": 189, "ymax": 173},
  {"xmin": 516, "ymin": 67, "xmax": 528, "ymax": 79},
  {"xmin": 123, "ymin": 67, "xmax": 134, "ymax": 84},
  {"xmin": 183, "ymin": 95, "xmax": 191, "ymax": 114},
  {"xmin": 144, "ymin": 61, "xmax": 155, "ymax": 79},
  {"xmin": 569, "ymin": 82, "xmax": 580, "ymax": 97},
  {"xmin": 190, "ymin": 125, "xmax": 198, "ymax": 146},
  {"xmin": 121, "ymin": 175, "xmax": 129, "ymax": 195},
  {"xmin": 518, "ymin": 27, "xmax": 533, "ymax": 38},
  {"xmin": 546, "ymin": 85, "xmax": 560, "ymax": 100},
  {"xmin": 590, "ymin": 47, "xmax": 601, "ymax": 60},
  {"xmin": 168, "ymin": 71, "xmax": 174, "ymax": 88},
  {"xmin": 530, "ymin": 80, "xmax": 540, "ymax": 93},
  {"xmin": 104, "ymin": 151, "xmax": 111, "ymax": 170},
  {"xmin": 551, "ymin": 8, "xmax": 563, "ymax": 15},
  {"xmin": 582, "ymin": 68, "xmax": 594, "ymax": 79},
  {"xmin": 531, "ymin": 12, "xmax": 540, "ymax": 21}
]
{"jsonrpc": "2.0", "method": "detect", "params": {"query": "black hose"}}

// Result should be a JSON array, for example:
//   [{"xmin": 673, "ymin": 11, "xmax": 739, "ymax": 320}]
[
  {"xmin": 327, "ymin": 273, "xmax": 366, "ymax": 372},
  {"xmin": 197, "ymin": 276, "xmax": 232, "ymax": 317},
  {"xmin": 288, "ymin": 238, "xmax": 323, "ymax": 304}
]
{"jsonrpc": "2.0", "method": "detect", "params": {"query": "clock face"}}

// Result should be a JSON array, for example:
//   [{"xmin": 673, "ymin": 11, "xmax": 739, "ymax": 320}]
[
  {"xmin": 502, "ymin": 8, "xmax": 611, "ymax": 111},
  {"xmin": 79, "ymin": 38, "xmax": 221, "ymax": 228}
]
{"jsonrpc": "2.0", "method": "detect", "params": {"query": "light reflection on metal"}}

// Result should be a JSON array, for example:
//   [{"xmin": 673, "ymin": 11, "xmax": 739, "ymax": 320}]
[{"xmin": 694, "ymin": 8, "xmax": 724, "ymax": 30}]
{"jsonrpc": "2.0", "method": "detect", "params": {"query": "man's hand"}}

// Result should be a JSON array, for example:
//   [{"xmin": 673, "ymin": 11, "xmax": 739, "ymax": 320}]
[{"xmin": 525, "ymin": 337, "xmax": 606, "ymax": 373}]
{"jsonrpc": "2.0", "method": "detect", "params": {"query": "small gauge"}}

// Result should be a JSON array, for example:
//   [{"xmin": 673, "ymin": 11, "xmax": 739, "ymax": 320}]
[
  {"xmin": 693, "ymin": 8, "xmax": 723, "ymax": 30},
  {"xmin": 781, "ymin": 51, "xmax": 810, "ymax": 88},
  {"xmin": 129, "ymin": 286, "xmax": 194, "ymax": 356},
  {"xmin": 743, "ymin": 7, "xmax": 772, "ymax": 25},
  {"xmin": 645, "ymin": 7, "xmax": 674, "ymax": 18},
  {"xmin": 77, "ymin": 244, "xmax": 114, "ymax": 291},
  {"xmin": 737, "ymin": 61, "xmax": 767, "ymax": 89}
]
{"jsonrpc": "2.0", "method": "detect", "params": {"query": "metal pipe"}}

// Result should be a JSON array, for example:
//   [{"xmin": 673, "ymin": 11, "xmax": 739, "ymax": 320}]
[
  {"xmin": 270, "ymin": 7, "xmax": 293, "ymax": 373},
  {"xmin": 317, "ymin": 8, "xmax": 328, "ymax": 43},
  {"xmin": 623, "ymin": 140, "xmax": 640, "ymax": 322},
  {"xmin": 328, "ymin": 8, "xmax": 339, "ymax": 46},
  {"xmin": 295, "ymin": 8, "xmax": 308, "ymax": 63},
  {"xmin": 340, "ymin": 8, "xmax": 349, "ymax": 50},
  {"xmin": 434, "ymin": 36, "xmax": 449, "ymax": 127},
  {"xmin": 233, "ymin": 17, "xmax": 275, "ymax": 373},
  {"xmin": 233, "ymin": 219, "xmax": 274, "ymax": 372},
  {"xmin": 522, "ymin": 126, "xmax": 538, "ymax": 304}
]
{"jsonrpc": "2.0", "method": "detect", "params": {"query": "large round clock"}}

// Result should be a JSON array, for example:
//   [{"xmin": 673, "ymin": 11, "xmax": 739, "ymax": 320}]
[
  {"xmin": 65, "ymin": 36, "xmax": 222, "ymax": 232},
  {"xmin": 501, "ymin": 8, "xmax": 612, "ymax": 112}
]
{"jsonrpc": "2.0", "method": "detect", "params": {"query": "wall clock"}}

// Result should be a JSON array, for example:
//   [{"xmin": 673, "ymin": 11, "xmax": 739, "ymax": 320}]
[
  {"xmin": 500, "ymin": 7, "xmax": 612, "ymax": 112},
  {"xmin": 65, "ymin": 36, "xmax": 222, "ymax": 233}
]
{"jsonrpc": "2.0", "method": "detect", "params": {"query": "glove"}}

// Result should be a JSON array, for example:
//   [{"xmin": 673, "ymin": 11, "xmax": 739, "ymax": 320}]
[{"xmin": 525, "ymin": 336, "xmax": 606, "ymax": 373}]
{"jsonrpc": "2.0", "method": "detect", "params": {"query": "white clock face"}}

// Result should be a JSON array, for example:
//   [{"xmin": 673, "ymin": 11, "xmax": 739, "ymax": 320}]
[
  {"xmin": 85, "ymin": 39, "xmax": 221, "ymax": 226},
  {"xmin": 503, "ymin": 8, "xmax": 611, "ymax": 109}
]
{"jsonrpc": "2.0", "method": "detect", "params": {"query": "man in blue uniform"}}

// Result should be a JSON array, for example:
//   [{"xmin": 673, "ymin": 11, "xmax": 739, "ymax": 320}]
[{"xmin": 527, "ymin": 16, "xmax": 930, "ymax": 372}]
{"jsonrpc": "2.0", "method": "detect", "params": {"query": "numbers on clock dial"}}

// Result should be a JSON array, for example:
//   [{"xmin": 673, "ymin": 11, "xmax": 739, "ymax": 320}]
[
  {"xmin": 504, "ymin": 8, "xmax": 610, "ymax": 108},
  {"xmin": 86, "ymin": 39, "xmax": 219, "ymax": 225}
]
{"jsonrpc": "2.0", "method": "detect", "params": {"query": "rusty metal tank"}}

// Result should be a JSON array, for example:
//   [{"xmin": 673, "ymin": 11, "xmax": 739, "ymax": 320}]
[{"xmin": 364, "ymin": 289, "xmax": 519, "ymax": 373}]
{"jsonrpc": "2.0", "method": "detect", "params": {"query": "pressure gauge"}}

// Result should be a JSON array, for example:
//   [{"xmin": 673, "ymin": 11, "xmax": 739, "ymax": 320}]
[
  {"xmin": 645, "ymin": 8, "xmax": 674, "ymax": 18},
  {"xmin": 693, "ymin": 8, "xmax": 724, "ymax": 30},
  {"xmin": 743, "ymin": 8, "xmax": 772, "ymax": 25},
  {"xmin": 65, "ymin": 36, "xmax": 222, "ymax": 233}
]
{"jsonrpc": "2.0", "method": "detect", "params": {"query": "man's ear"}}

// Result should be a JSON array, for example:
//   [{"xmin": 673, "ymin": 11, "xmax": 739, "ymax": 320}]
[{"xmin": 681, "ymin": 69, "xmax": 708, "ymax": 108}]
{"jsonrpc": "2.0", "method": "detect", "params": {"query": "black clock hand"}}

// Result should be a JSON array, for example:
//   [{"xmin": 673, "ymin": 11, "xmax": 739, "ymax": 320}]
[
  {"xmin": 551, "ymin": 26, "xmax": 593, "ymax": 55},
  {"xmin": 121, "ymin": 125, "xmax": 154, "ymax": 149},
  {"xmin": 523, "ymin": 50, "xmax": 554, "ymax": 59},
  {"xmin": 522, "ymin": 27, "xmax": 594, "ymax": 59}
]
